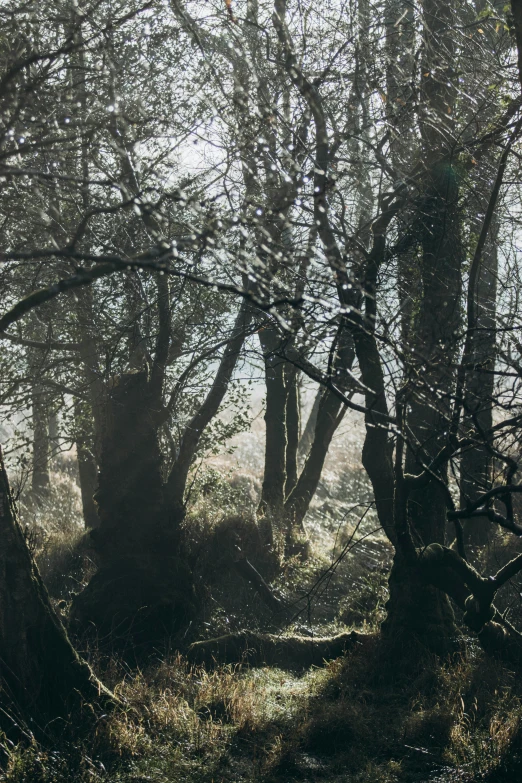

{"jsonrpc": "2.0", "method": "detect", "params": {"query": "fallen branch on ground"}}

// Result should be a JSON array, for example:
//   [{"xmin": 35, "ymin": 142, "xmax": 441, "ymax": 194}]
[{"xmin": 188, "ymin": 629, "xmax": 371, "ymax": 669}]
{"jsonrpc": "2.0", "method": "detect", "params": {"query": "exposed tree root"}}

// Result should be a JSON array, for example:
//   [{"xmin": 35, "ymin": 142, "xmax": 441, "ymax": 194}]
[
  {"xmin": 188, "ymin": 629, "xmax": 372, "ymax": 669},
  {"xmin": 419, "ymin": 543, "xmax": 522, "ymax": 666}
]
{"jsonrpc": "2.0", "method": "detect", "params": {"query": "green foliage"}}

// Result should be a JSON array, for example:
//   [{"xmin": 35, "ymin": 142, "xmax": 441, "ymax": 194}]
[
  {"xmin": 186, "ymin": 466, "xmax": 257, "ymax": 515},
  {"xmin": 337, "ymin": 567, "xmax": 389, "ymax": 630},
  {"xmin": 193, "ymin": 380, "xmax": 252, "ymax": 460}
]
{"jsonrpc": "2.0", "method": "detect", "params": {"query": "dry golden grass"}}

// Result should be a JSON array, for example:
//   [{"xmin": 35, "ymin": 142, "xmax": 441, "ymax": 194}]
[
  {"xmin": 3, "ymin": 614, "xmax": 522, "ymax": 782},
  {"xmin": 3, "ymin": 465, "xmax": 522, "ymax": 783}
]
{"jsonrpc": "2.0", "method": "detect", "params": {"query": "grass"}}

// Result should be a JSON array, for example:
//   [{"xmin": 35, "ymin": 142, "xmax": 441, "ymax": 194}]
[
  {"xmin": 18, "ymin": 467, "xmax": 92, "ymax": 606},
  {"xmin": 3, "ymin": 467, "xmax": 522, "ymax": 782},
  {"xmin": 3, "ymin": 633, "xmax": 522, "ymax": 782}
]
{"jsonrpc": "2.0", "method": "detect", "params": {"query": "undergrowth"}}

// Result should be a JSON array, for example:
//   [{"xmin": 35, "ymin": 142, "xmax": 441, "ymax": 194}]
[
  {"xmin": 2, "ymin": 639, "xmax": 522, "ymax": 783},
  {"xmin": 3, "ymin": 470, "xmax": 522, "ymax": 782}
]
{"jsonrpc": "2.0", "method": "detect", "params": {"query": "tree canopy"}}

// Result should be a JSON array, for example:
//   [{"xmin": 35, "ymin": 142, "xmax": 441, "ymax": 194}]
[{"xmin": 4, "ymin": 0, "xmax": 522, "ymax": 780}]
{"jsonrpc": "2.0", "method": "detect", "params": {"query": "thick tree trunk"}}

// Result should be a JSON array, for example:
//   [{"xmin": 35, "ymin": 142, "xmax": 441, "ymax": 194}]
[
  {"xmin": 93, "ymin": 372, "xmax": 165, "ymax": 541},
  {"xmin": 382, "ymin": 0, "xmax": 464, "ymax": 652},
  {"xmin": 382, "ymin": 553, "xmax": 461, "ymax": 656},
  {"xmin": 459, "ymin": 262, "xmax": 496, "ymax": 548},
  {"xmin": 405, "ymin": 156, "xmax": 462, "ymax": 546},
  {"xmin": 73, "ymin": 305, "xmax": 249, "ymax": 646},
  {"xmin": 71, "ymin": 371, "xmax": 194, "ymax": 646},
  {"xmin": 0, "ymin": 448, "xmax": 113, "ymax": 734},
  {"xmin": 386, "ymin": 206, "xmax": 462, "ymax": 647},
  {"xmin": 460, "ymin": 159, "xmax": 498, "ymax": 548}
]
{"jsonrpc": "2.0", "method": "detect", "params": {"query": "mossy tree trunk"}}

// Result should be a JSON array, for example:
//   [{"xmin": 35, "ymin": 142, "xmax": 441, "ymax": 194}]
[
  {"xmin": 380, "ymin": 0, "xmax": 464, "ymax": 652},
  {"xmin": 71, "ymin": 370, "xmax": 194, "ymax": 645},
  {"xmin": 0, "ymin": 448, "xmax": 112, "ymax": 734},
  {"xmin": 72, "ymin": 299, "xmax": 250, "ymax": 646}
]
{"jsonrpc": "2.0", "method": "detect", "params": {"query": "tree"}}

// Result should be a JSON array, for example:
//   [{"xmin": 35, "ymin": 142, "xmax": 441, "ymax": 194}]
[
  {"xmin": 4, "ymin": 0, "xmax": 522, "ymax": 670},
  {"xmin": 0, "ymin": 447, "xmax": 113, "ymax": 734}
]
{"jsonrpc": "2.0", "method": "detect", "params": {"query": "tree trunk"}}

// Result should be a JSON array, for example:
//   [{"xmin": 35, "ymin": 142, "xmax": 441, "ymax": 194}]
[
  {"xmin": 31, "ymin": 384, "xmax": 50, "ymax": 501},
  {"xmin": 48, "ymin": 408, "xmax": 58, "ymax": 463},
  {"xmin": 71, "ymin": 370, "xmax": 194, "ymax": 647},
  {"xmin": 460, "ymin": 125, "xmax": 499, "ymax": 549},
  {"xmin": 386, "ymin": 0, "xmax": 418, "ymax": 352},
  {"xmin": 405, "ymin": 155, "xmax": 462, "ymax": 546},
  {"xmin": 384, "ymin": 0, "xmax": 463, "ymax": 651},
  {"xmin": 166, "ymin": 301, "xmax": 251, "ymax": 511},
  {"xmin": 73, "ymin": 305, "xmax": 249, "ymax": 647},
  {"xmin": 258, "ymin": 326, "xmax": 289, "ymax": 531},
  {"xmin": 284, "ymin": 388, "xmax": 345, "ymax": 537},
  {"xmin": 74, "ymin": 401, "xmax": 100, "ymax": 530},
  {"xmin": 284, "ymin": 365, "xmax": 300, "ymax": 497},
  {"xmin": 382, "ymin": 553, "xmax": 461, "ymax": 656},
  {"xmin": 284, "ymin": 326, "xmax": 355, "ymax": 542},
  {"xmin": 298, "ymin": 386, "xmax": 323, "ymax": 461},
  {"xmin": 73, "ymin": 285, "xmax": 106, "ymax": 462},
  {"xmin": 459, "ymin": 238, "xmax": 497, "ymax": 549},
  {"xmin": 259, "ymin": 323, "xmax": 355, "ymax": 555},
  {"xmin": 0, "ymin": 448, "xmax": 113, "ymax": 734}
]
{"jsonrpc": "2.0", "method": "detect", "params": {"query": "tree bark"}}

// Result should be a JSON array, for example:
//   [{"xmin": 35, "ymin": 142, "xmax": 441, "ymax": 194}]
[
  {"xmin": 284, "ymin": 387, "xmax": 345, "ymax": 536},
  {"xmin": 258, "ymin": 326, "xmax": 289, "ymax": 533},
  {"xmin": 31, "ymin": 384, "xmax": 51, "ymax": 501},
  {"xmin": 382, "ymin": 552, "xmax": 461, "ymax": 656},
  {"xmin": 74, "ymin": 401, "xmax": 101, "ymax": 530},
  {"xmin": 459, "ymin": 10, "xmax": 501, "ymax": 548},
  {"xmin": 460, "ymin": 204, "xmax": 497, "ymax": 549},
  {"xmin": 72, "ymin": 303, "xmax": 250, "ymax": 646},
  {"xmin": 71, "ymin": 370, "xmax": 194, "ymax": 646},
  {"xmin": 384, "ymin": 0, "xmax": 463, "ymax": 650},
  {"xmin": 0, "ymin": 448, "xmax": 113, "ymax": 734},
  {"xmin": 73, "ymin": 285, "xmax": 106, "ymax": 462},
  {"xmin": 284, "ymin": 364, "xmax": 300, "ymax": 497},
  {"xmin": 298, "ymin": 386, "xmax": 323, "ymax": 461}
]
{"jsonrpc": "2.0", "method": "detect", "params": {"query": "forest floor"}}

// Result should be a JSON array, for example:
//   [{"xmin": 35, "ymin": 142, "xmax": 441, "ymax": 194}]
[{"xmin": 3, "ymin": 463, "xmax": 522, "ymax": 783}]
